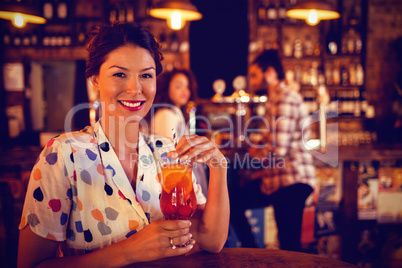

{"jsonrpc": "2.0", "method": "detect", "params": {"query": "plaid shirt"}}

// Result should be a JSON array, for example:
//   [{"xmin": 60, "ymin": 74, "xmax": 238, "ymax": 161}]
[{"xmin": 261, "ymin": 83, "xmax": 315, "ymax": 195}]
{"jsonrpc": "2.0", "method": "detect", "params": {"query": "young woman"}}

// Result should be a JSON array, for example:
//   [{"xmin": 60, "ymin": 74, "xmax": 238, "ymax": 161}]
[
  {"xmin": 150, "ymin": 68, "xmax": 208, "ymax": 196},
  {"xmin": 18, "ymin": 22, "xmax": 229, "ymax": 267}
]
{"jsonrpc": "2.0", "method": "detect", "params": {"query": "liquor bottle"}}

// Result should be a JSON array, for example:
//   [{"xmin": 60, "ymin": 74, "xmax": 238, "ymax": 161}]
[
  {"xmin": 77, "ymin": 26, "xmax": 86, "ymax": 46},
  {"xmin": 31, "ymin": 29, "xmax": 39, "ymax": 46},
  {"xmin": 282, "ymin": 35, "xmax": 292, "ymax": 57},
  {"xmin": 325, "ymin": 62, "xmax": 333, "ymax": 86},
  {"xmin": 126, "ymin": 6, "xmax": 134, "ymax": 22},
  {"xmin": 257, "ymin": 1, "xmax": 267, "ymax": 25},
  {"xmin": 170, "ymin": 33, "xmax": 179, "ymax": 52},
  {"xmin": 22, "ymin": 33, "xmax": 30, "ymax": 46},
  {"xmin": 332, "ymin": 62, "xmax": 340, "ymax": 85},
  {"xmin": 63, "ymin": 32, "xmax": 71, "ymax": 46},
  {"xmin": 360, "ymin": 90, "xmax": 368, "ymax": 117},
  {"xmin": 13, "ymin": 33, "xmax": 22, "ymax": 46},
  {"xmin": 326, "ymin": 21, "xmax": 339, "ymax": 55},
  {"xmin": 119, "ymin": 5, "xmax": 126, "ymax": 22},
  {"xmin": 50, "ymin": 34, "xmax": 57, "ymax": 46},
  {"xmin": 57, "ymin": 1, "xmax": 68, "ymax": 20},
  {"xmin": 43, "ymin": 1, "xmax": 54, "ymax": 20},
  {"xmin": 3, "ymin": 29, "xmax": 11, "ymax": 46},
  {"xmin": 294, "ymin": 38, "xmax": 303, "ymax": 59},
  {"xmin": 56, "ymin": 34, "xmax": 64, "ymax": 46},
  {"xmin": 349, "ymin": 62, "xmax": 357, "ymax": 85},
  {"xmin": 340, "ymin": 63, "xmax": 349, "ymax": 86},
  {"xmin": 353, "ymin": 90, "xmax": 361, "ymax": 117},
  {"xmin": 42, "ymin": 33, "xmax": 50, "ymax": 46},
  {"xmin": 109, "ymin": 5, "xmax": 118, "ymax": 24},
  {"xmin": 278, "ymin": 0, "xmax": 287, "ymax": 23},
  {"xmin": 356, "ymin": 63, "xmax": 364, "ymax": 85},
  {"xmin": 266, "ymin": 0, "xmax": 277, "ymax": 25},
  {"xmin": 347, "ymin": 28, "xmax": 356, "ymax": 54},
  {"xmin": 304, "ymin": 35, "xmax": 314, "ymax": 56}
]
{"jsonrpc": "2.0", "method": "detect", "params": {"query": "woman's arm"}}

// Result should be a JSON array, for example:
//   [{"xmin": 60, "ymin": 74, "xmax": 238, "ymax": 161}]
[
  {"xmin": 173, "ymin": 135, "xmax": 230, "ymax": 253},
  {"xmin": 18, "ymin": 220, "xmax": 193, "ymax": 268}
]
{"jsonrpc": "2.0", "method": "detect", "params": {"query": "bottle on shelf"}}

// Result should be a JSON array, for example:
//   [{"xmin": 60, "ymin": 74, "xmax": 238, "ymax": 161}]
[
  {"xmin": 109, "ymin": 5, "xmax": 118, "ymax": 24},
  {"xmin": 13, "ymin": 33, "xmax": 22, "ymax": 46},
  {"xmin": 353, "ymin": 89, "xmax": 361, "ymax": 117},
  {"xmin": 340, "ymin": 62, "xmax": 349, "ymax": 86},
  {"xmin": 356, "ymin": 63, "xmax": 364, "ymax": 85},
  {"xmin": 63, "ymin": 32, "xmax": 71, "ymax": 46},
  {"xmin": 282, "ymin": 35, "xmax": 293, "ymax": 57},
  {"xmin": 278, "ymin": 0, "xmax": 287, "ymax": 23},
  {"xmin": 3, "ymin": 29, "xmax": 11, "ymax": 46},
  {"xmin": 119, "ymin": 5, "xmax": 126, "ymax": 22},
  {"xmin": 31, "ymin": 29, "xmax": 39, "ymax": 46},
  {"xmin": 325, "ymin": 62, "xmax": 333, "ymax": 86},
  {"xmin": 326, "ymin": 20, "xmax": 340, "ymax": 55},
  {"xmin": 43, "ymin": 1, "xmax": 54, "ymax": 20},
  {"xmin": 22, "ymin": 33, "xmax": 30, "ymax": 46},
  {"xmin": 332, "ymin": 61, "xmax": 341, "ymax": 85},
  {"xmin": 56, "ymin": 0, "xmax": 68, "ymax": 20},
  {"xmin": 257, "ymin": 0, "xmax": 267, "ymax": 25},
  {"xmin": 266, "ymin": 0, "xmax": 278, "ymax": 25},
  {"xmin": 294, "ymin": 38, "xmax": 303, "ymax": 59},
  {"xmin": 349, "ymin": 61, "xmax": 357, "ymax": 85},
  {"xmin": 304, "ymin": 35, "xmax": 314, "ymax": 56}
]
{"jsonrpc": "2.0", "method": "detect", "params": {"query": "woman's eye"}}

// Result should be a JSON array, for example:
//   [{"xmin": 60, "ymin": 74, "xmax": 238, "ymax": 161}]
[
  {"xmin": 113, "ymin": 73, "xmax": 125, "ymax": 78},
  {"xmin": 141, "ymin": 73, "xmax": 153, "ymax": 79}
]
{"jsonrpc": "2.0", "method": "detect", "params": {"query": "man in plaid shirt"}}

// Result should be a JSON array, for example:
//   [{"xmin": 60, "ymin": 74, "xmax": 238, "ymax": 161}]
[{"xmin": 229, "ymin": 50, "xmax": 315, "ymax": 251}]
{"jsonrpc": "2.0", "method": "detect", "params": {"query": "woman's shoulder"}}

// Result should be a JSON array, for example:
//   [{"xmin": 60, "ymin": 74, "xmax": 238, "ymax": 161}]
[
  {"xmin": 45, "ymin": 128, "xmax": 96, "ymax": 149},
  {"xmin": 154, "ymin": 107, "xmax": 181, "ymax": 119}
]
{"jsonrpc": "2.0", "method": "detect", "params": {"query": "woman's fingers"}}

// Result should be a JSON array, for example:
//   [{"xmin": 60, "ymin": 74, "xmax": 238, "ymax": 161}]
[{"xmin": 173, "ymin": 135, "xmax": 226, "ymax": 166}]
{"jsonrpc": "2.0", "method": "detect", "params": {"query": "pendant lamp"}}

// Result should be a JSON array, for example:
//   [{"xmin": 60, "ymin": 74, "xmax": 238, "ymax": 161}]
[
  {"xmin": 0, "ymin": 3, "xmax": 46, "ymax": 28},
  {"xmin": 286, "ymin": 1, "xmax": 340, "ymax": 26},
  {"xmin": 149, "ymin": 0, "xmax": 202, "ymax": 30}
]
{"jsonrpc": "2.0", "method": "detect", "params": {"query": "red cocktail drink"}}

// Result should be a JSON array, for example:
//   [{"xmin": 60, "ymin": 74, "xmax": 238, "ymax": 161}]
[{"xmin": 160, "ymin": 163, "xmax": 197, "ymax": 220}]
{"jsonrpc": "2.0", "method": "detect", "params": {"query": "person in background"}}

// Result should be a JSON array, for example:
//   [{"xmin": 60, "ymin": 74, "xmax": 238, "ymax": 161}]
[
  {"xmin": 150, "ymin": 68, "xmax": 208, "ymax": 197},
  {"xmin": 18, "ymin": 22, "xmax": 229, "ymax": 267},
  {"xmin": 229, "ymin": 49, "xmax": 315, "ymax": 251}
]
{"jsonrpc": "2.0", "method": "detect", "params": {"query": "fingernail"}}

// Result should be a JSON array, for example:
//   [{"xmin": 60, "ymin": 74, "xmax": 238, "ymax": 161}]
[
  {"xmin": 189, "ymin": 233, "xmax": 193, "ymax": 238},
  {"xmin": 196, "ymin": 158, "xmax": 204, "ymax": 163},
  {"xmin": 189, "ymin": 245, "xmax": 193, "ymax": 250},
  {"xmin": 181, "ymin": 155, "xmax": 189, "ymax": 161}
]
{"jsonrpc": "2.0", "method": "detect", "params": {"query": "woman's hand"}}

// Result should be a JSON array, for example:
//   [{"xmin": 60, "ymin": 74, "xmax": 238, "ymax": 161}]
[
  {"xmin": 124, "ymin": 220, "xmax": 193, "ymax": 263},
  {"xmin": 167, "ymin": 135, "xmax": 229, "ymax": 253},
  {"xmin": 169, "ymin": 135, "xmax": 227, "ymax": 170}
]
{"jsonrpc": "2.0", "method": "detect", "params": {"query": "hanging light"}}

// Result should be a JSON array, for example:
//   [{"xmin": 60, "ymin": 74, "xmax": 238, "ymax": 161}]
[
  {"xmin": 286, "ymin": 1, "xmax": 340, "ymax": 26},
  {"xmin": 150, "ymin": 0, "xmax": 202, "ymax": 31},
  {"xmin": 0, "ymin": 3, "xmax": 46, "ymax": 28}
]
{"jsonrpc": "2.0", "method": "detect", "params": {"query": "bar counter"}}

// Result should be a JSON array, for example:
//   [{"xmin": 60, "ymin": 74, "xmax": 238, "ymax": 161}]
[{"xmin": 128, "ymin": 248, "xmax": 356, "ymax": 267}]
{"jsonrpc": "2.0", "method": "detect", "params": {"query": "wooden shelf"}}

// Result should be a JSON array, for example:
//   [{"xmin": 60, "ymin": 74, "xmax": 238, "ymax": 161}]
[{"xmin": 3, "ymin": 46, "xmax": 87, "ymax": 61}]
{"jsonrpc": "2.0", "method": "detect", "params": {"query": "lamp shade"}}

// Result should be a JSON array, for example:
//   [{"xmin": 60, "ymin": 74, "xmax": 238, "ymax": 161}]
[
  {"xmin": 0, "ymin": 3, "xmax": 46, "ymax": 28},
  {"xmin": 150, "ymin": 0, "xmax": 202, "ymax": 30},
  {"xmin": 286, "ymin": 1, "xmax": 340, "ymax": 26}
]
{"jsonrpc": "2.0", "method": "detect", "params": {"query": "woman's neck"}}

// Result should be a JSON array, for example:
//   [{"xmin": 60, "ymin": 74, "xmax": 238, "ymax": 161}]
[{"xmin": 101, "ymin": 116, "xmax": 140, "ymax": 158}]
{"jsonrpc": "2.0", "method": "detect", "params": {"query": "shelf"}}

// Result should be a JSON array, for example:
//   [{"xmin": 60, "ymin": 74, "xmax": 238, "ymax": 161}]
[{"xmin": 3, "ymin": 46, "xmax": 87, "ymax": 61}]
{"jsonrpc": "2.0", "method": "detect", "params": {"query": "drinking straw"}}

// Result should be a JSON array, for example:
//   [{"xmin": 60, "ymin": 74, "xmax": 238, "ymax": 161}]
[{"xmin": 172, "ymin": 128, "xmax": 178, "ymax": 147}]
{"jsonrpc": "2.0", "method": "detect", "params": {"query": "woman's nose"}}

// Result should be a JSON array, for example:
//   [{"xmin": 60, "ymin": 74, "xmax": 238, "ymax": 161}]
[{"xmin": 126, "ymin": 77, "xmax": 142, "ymax": 95}]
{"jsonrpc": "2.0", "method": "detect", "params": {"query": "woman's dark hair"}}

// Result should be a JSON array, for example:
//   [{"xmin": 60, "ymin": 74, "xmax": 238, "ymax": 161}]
[
  {"xmin": 154, "ymin": 68, "xmax": 198, "ymax": 106},
  {"xmin": 152, "ymin": 68, "xmax": 198, "ymax": 122},
  {"xmin": 85, "ymin": 22, "xmax": 163, "ymax": 78},
  {"xmin": 252, "ymin": 49, "xmax": 285, "ymax": 80}
]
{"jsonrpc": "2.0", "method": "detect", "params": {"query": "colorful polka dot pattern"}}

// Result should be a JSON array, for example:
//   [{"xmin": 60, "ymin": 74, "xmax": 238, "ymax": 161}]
[{"xmin": 19, "ymin": 121, "xmax": 206, "ymax": 256}]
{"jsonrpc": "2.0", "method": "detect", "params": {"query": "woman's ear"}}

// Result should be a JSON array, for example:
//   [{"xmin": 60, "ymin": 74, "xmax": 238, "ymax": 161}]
[{"xmin": 91, "ymin": 76, "xmax": 99, "ymax": 89}]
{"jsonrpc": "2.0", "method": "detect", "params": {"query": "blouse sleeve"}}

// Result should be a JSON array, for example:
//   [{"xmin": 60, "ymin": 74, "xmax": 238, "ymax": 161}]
[
  {"xmin": 152, "ymin": 109, "xmax": 181, "ymax": 139},
  {"xmin": 19, "ymin": 138, "xmax": 72, "ymax": 241}
]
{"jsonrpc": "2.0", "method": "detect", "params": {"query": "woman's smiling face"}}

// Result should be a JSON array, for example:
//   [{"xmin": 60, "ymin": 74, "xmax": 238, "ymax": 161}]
[{"xmin": 92, "ymin": 45, "xmax": 157, "ymax": 122}]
